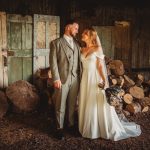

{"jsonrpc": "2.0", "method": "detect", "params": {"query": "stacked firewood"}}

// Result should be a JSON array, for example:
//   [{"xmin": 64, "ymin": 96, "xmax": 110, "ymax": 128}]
[
  {"xmin": 105, "ymin": 58, "xmax": 150, "ymax": 116},
  {"xmin": 34, "ymin": 67, "xmax": 53, "ymax": 106}
]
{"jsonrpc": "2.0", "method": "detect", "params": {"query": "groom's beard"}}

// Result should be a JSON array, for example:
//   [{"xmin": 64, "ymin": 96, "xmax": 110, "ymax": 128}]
[
  {"xmin": 70, "ymin": 31, "xmax": 78, "ymax": 38},
  {"xmin": 70, "ymin": 33, "xmax": 76, "ymax": 37}
]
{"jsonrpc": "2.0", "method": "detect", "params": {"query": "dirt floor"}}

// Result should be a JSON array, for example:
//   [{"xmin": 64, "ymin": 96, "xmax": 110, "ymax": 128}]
[{"xmin": 0, "ymin": 105, "xmax": 150, "ymax": 150}]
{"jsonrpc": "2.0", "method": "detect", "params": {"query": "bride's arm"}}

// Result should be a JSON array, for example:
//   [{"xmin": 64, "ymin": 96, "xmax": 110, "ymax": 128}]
[{"xmin": 96, "ymin": 58, "xmax": 105, "ymax": 84}]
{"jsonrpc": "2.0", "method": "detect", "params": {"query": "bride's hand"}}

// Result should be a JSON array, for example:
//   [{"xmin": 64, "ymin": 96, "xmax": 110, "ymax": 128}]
[{"xmin": 98, "ymin": 81, "xmax": 105, "ymax": 89}]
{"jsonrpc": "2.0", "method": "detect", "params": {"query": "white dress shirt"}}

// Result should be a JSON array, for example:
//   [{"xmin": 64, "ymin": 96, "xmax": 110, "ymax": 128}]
[{"xmin": 64, "ymin": 34, "xmax": 74, "ymax": 49}]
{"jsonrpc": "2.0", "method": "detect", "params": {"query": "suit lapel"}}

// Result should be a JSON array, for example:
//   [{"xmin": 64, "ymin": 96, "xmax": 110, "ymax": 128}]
[
  {"xmin": 74, "ymin": 40, "xmax": 80, "ymax": 51},
  {"xmin": 62, "ymin": 37, "xmax": 74, "ymax": 50},
  {"xmin": 60, "ymin": 38, "xmax": 72, "ymax": 61},
  {"xmin": 74, "ymin": 40, "xmax": 82, "ymax": 77}
]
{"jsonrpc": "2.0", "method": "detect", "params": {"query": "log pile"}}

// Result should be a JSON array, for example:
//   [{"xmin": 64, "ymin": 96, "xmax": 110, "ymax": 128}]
[
  {"xmin": 106, "ymin": 59, "xmax": 150, "ymax": 116},
  {"xmin": 34, "ymin": 67, "xmax": 53, "ymax": 106}
]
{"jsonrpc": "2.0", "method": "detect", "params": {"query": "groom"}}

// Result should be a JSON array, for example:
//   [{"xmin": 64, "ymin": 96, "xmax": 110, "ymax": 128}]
[{"xmin": 49, "ymin": 19, "xmax": 81, "ymax": 140}]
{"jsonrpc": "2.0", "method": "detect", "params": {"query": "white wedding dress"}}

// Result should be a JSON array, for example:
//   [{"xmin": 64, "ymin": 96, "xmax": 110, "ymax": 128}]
[{"xmin": 78, "ymin": 51, "xmax": 141, "ymax": 141}]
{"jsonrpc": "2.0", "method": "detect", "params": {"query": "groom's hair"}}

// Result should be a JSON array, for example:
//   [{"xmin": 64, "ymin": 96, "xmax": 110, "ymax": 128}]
[{"xmin": 64, "ymin": 19, "xmax": 78, "ymax": 27}]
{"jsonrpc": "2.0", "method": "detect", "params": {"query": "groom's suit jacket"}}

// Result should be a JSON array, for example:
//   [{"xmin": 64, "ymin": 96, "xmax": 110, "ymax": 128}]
[{"xmin": 49, "ymin": 37, "xmax": 82, "ymax": 84}]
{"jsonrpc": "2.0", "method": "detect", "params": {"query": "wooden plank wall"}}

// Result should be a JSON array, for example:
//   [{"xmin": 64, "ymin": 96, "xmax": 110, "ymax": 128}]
[
  {"xmin": 0, "ymin": 0, "xmax": 149, "ymax": 79},
  {"xmin": 0, "ymin": 0, "xmax": 58, "ymax": 15},
  {"xmin": 68, "ymin": 3, "xmax": 150, "ymax": 79},
  {"xmin": 72, "ymin": 7, "xmax": 150, "ymax": 69}
]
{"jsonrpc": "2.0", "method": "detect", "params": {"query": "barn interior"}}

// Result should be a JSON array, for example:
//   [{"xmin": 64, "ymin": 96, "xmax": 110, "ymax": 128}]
[{"xmin": 0, "ymin": 0, "xmax": 150, "ymax": 149}]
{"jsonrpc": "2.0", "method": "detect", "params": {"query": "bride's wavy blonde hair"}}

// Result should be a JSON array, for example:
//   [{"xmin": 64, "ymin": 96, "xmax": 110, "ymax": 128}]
[{"xmin": 83, "ymin": 27, "xmax": 99, "ymax": 47}]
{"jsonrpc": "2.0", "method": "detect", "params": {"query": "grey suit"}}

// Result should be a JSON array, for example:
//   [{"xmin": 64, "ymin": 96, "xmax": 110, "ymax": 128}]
[{"xmin": 50, "ymin": 37, "xmax": 81, "ymax": 129}]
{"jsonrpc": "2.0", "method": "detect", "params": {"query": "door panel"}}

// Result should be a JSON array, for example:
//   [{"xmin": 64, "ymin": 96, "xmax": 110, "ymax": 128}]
[
  {"xmin": 8, "ymin": 57, "xmax": 22, "ymax": 82},
  {"xmin": 23, "ymin": 57, "xmax": 32, "ymax": 81},
  {"xmin": 33, "ymin": 14, "xmax": 60, "ymax": 75},
  {"xmin": 93, "ymin": 26, "xmax": 115, "ymax": 59},
  {"xmin": 0, "ymin": 12, "xmax": 7, "ymax": 88},
  {"xmin": 23, "ymin": 23, "xmax": 32, "ymax": 50},
  {"xmin": 36, "ymin": 21, "xmax": 46, "ymax": 49},
  {"xmin": 93, "ymin": 24, "xmax": 131, "ymax": 71},
  {"xmin": 7, "ymin": 14, "xmax": 33, "ymax": 84},
  {"xmin": 114, "ymin": 21, "xmax": 131, "ymax": 71}
]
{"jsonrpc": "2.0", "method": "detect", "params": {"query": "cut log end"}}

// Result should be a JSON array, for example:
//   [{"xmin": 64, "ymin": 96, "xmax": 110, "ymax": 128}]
[
  {"xmin": 137, "ymin": 74, "xmax": 144, "ymax": 82},
  {"xmin": 126, "ymin": 102, "xmax": 141, "ymax": 114},
  {"xmin": 129, "ymin": 86, "xmax": 144, "ymax": 99},
  {"xmin": 123, "ymin": 75, "xmax": 135, "ymax": 88},
  {"xmin": 123, "ymin": 93, "xmax": 133, "ymax": 104},
  {"xmin": 142, "ymin": 106, "xmax": 149, "ymax": 112},
  {"xmin": 109, "ymin": 60, "xmax": 125, "ymax": 76}
]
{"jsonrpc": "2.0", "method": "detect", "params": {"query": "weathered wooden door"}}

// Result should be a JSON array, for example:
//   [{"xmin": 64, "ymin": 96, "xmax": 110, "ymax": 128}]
[
  {"xmin": 0, "ymin": 12, "xmax": 7, "ymax": 88},
  {"xmin": 33, "ymin": 15, "xmax": 60, "ymax": 75},
  {"xmin": 114, "ymin": 21, "xmax": 131, "ymax": 71},
  {"xmin": 93, "ymin": 26, "xmax": 115, "ymax": 59},
  {"xmin": 7, "ymin": 14, "xmax": 33, "ymax": 84},
  {"xmin": 93, "ymin": 24, "xmax": 131, "ymax": 71}
]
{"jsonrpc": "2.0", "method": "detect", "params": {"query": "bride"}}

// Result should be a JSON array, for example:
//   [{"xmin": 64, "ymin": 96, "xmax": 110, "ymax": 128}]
[{"xmin": 78, "ymin": 27, "xmax": 141, "ymax": 141}]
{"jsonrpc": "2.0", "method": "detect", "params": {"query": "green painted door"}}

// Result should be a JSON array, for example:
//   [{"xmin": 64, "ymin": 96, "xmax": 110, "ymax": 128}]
[
  {"xmin": 93, "ymin": 26, "xmax": 115, "ymax": 59},
  {"xmin": 33, "ymin": 14, "xmax": 60, "ymax": 75},
  {"xmin": 93, "ymin": 24, "xmax": 131, "ymax": 71},
  {"xmin": 7, "ymin": 14, "xmax": 33, "ymax": 84}
]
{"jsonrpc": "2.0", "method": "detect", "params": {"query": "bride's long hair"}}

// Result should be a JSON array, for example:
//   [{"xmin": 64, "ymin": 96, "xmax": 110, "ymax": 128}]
[{"xmin": 83, "ymin": 27, "xmax": 99, "ymax": 48}]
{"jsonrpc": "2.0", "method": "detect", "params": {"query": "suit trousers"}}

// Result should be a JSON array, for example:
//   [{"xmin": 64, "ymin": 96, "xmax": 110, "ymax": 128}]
[{"xmin": 52, "ymin": 74, "xmax": 79, "ymax": 129}]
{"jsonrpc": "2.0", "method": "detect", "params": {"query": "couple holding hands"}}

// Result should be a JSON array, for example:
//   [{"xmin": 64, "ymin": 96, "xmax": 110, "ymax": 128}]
[{"xmin": 49, "ymin": 19, "xmax": 141, "ymax": 141}]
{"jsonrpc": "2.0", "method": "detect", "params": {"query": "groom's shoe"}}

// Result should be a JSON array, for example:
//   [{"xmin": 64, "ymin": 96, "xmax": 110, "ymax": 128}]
[
  {"xmin": 54, "ymin": 129, "xmax": 65, "ymax": 140},
  {"xmin": 67, "ymin": 125, "xmax": 78, "ymax": 136},
  {"xmin": 67, "ymin": 126, "xmax": 74, "ymax": 133},
  {"xmin": 68, "ymin": 125, "xmax": 82, "ymax": 137}
]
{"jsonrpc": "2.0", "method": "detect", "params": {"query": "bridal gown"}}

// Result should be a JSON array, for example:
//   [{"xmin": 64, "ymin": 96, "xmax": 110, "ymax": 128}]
[{"xmin": 78, "ymin": 51, "xmax": 141, "ymax": 141}]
